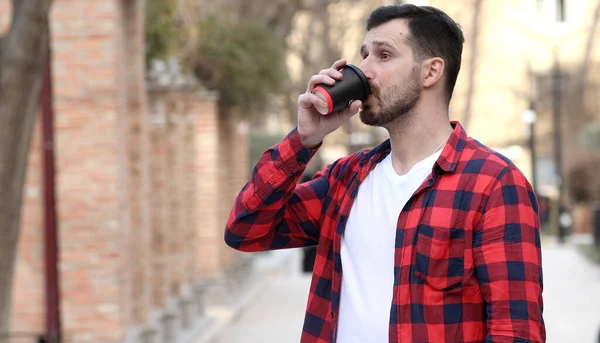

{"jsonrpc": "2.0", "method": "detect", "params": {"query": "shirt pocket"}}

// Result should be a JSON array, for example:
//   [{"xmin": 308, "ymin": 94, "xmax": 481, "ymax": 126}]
[{"xmin": 412, "ymin": 224, "xmax": 465, "ymax": 291}]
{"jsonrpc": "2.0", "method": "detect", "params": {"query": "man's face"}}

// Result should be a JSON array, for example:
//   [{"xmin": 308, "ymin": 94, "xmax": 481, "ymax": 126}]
[{"xmin": 359, "ymin": 19, "xmax": 422, "ymax": 127}]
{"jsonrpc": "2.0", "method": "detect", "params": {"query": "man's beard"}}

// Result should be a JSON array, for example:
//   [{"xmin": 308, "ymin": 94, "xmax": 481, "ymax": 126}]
[{"xmin": 360, "ymin": 69, "xmax": 421, "ymax": 127}]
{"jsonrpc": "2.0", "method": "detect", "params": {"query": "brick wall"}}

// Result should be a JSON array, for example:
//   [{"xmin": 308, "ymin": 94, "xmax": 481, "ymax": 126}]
[
  {"xmin": 221, "ymin": 113, "xmax": 249, "ymax": 270},
  {"xmin": 5, "ymin": 0, "xmax": 140, "ymax": 341},
  {"xmin": 193, "ymin": 95, "xmax": 251, "ymax": 278},
  {"xmin": 147, "ymin": 84, "xmax": 251, "ymax": 331},
  {"xmin": 2, "ymin": 0, "xmax": 250, "ymax": 341},
  {"xmin": 53, "ymin": 0, "xmax": 129, "ymax": 341},
  {"xmin": 193, "ymin": 94, "xmax": 221, "ymax": 277}
]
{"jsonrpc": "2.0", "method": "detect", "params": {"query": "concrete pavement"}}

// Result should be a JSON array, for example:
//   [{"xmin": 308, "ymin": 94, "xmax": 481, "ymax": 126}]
[
  {"xmin": 210, "ymin": 273, "xmax": 311, "ymax": 343},
  {"xmin": 542, "ymin": 236, "xmax": 600, "ymax": 343},
  {"xmin": 194, "ymin": 249, "xmax": 309, "ymax": 343},
  {"xmin": 209, "ymin": 237, "xmax": 600, "ymax": 343}
]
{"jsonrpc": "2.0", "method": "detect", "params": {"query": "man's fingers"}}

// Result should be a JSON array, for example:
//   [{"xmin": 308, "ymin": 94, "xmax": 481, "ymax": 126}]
[
  {"xmin": 331, "ymin": 59, "xmax": 347, "ymax": 70},
  {"xmin": 304, "ymin": 60, "xmax": 347, "ymax": 92},
  {"xmin": 298, "ymin": 93, "xmax": 328, "ymax": 110},
  {"xmin": 307, "ymin": 74, "xmax": 336, "ymax": 92},
  {"xmin": 319, "ymin": 68, "xmax": 344, "ymax": 80}
]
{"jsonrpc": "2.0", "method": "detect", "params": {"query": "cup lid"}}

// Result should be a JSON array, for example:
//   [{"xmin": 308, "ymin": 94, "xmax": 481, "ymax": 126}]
[{"xmin": 344, "ymin": 64, "xmax": 370, "ymax": 100}]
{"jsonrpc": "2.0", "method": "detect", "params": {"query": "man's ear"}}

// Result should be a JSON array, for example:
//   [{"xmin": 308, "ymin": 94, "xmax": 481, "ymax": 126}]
[{"xmin": 421, "ymin": 57, "xmax": 445, "ymax": 88}]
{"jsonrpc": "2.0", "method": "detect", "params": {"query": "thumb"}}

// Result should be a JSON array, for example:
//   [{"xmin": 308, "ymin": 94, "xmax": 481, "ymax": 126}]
[
  {"xmin": 338, "ymin": 100, "xmax": 362, "ymax": 122},
  {"xmin": 349, "ymin": 100, "xmax": 362, "ymax": 114}
]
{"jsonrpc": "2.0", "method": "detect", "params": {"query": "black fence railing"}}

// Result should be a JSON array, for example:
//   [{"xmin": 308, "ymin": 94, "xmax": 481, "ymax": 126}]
[{"xmin": 593, "ymin": 203, "xmax": 600, "ymax": 249}]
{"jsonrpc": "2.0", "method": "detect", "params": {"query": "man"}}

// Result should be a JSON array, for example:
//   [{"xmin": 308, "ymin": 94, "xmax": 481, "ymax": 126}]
[{"xmin": 225, "ymin": 4, "xmax": 545, "ymax": 343}]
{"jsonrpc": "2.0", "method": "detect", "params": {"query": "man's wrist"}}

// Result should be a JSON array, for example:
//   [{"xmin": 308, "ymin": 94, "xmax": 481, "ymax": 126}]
[{"xmin": 298, "ymin": 132, "xmax": 323, "ymax": 149}]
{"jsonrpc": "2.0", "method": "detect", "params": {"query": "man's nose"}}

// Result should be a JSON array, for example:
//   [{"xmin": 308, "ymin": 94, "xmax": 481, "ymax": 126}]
[{"xmin": 359, "ymin": 59, "xmax": 374, "ymax": 81}]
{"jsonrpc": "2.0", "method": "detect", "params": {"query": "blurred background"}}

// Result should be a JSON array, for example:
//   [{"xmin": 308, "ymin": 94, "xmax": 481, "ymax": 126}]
[{"xmin": 0, "ymin": 0, "xmax": 599, "ymax": 342}]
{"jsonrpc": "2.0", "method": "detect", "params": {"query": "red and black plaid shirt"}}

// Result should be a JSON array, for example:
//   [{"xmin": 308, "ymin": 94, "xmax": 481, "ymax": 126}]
[{"xmin": 225, "ymin": 121, "xmax": 545, "ymax": 343}]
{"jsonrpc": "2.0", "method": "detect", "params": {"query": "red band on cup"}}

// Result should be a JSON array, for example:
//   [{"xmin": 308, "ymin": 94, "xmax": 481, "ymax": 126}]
[{"xmin": 312, "ymin": 86, "xmax": 334, "ymax": 114}]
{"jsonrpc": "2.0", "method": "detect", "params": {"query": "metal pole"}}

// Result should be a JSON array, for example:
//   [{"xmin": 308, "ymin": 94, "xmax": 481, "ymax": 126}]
[
  {"xmin": 40, "ymin": 40, "xmax": 61, "ymax": 343},
  {"xmin": 528, "ymin": 101, "xmax": 537, "ymax": 194},
  {"xmin": 552, "ymin": 52, "xmax": 566, "ymax": 243}
]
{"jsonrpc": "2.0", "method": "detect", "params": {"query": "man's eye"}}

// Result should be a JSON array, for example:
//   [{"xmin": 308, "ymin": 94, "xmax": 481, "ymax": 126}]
[{"xmin": 381, "ymin": 53, "xmax": 391, "ymax": 59}]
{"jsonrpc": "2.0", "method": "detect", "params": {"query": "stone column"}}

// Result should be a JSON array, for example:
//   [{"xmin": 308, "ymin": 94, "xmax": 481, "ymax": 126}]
[
  {"xmin": 194, "ymin": 92, "xmax": 221, "ymax": 278},
  {"xmin": 123, "ymin": 0, "xmax": 152, "ymax": 330},
  {"xmin": 148, "ymin": 92, "xmax": 170, "ymax": 310}
]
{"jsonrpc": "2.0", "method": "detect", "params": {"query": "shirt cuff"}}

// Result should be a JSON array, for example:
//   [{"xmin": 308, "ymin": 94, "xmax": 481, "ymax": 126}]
[{"xmin": 279, "ymin": 127, "xmax": 322, "ymax": 173}]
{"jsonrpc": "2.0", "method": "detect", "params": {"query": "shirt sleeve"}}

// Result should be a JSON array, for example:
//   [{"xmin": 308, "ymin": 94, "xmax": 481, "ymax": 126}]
[
  {"xmin": 473, "ymin": 167, "xmax": 546, "ymax": 343},
  {"xmin": 224, "ymin": 127, "xmax": 330, "ymax": 252}
]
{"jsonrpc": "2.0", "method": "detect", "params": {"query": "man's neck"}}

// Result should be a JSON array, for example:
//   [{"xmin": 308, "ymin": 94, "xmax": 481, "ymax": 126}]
[{"xmin": 385, "ymin": 106, "xmax": 453, "ymax": 176}]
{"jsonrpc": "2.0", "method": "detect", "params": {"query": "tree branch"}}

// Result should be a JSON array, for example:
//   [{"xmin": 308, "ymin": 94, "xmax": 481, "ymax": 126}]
[
  {"xmin": 0, "ymin": 0, "xmax": 53, "ymax": 332},
  {"xmin": 4, "ymin": 0, "xmax": 52, "ymax": 65},
  {"xmin": 11, "ymin": 0, "xmax": 22, "ymax": 19},
  {"xmin": 0, "ymin": 34, "xmax": 4, "ymax": 66}
]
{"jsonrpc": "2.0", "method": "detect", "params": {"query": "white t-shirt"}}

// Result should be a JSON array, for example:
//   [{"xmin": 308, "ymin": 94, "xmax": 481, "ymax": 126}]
[{"xmin": 336, "ymin": 150, "xmax": 441, "ymax": 343}]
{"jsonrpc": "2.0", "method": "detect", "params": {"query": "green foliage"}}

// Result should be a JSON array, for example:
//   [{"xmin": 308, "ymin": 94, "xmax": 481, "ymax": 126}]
[
  {"xmin": 580, "ymin": 122, "xmax": 600, "ymax": 149},
  {"xmin": 145, "ymin": 0, "xmax": 185, "ymax": 66},
  {"xmin": 144, "ymin": 4, "xmax": 289, "ymax": 118},
  {"xmin": 193, "ymin": 18, "xmax": 288, "ymax": 117},
  {"xmin": 249, "ymin": 131, "xmax": 286, "ymax": 175}
]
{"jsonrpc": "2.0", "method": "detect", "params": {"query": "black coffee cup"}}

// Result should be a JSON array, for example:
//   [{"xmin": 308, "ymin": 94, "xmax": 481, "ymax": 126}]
[{"xmin": 311, "ymin": 64, "xmax": 370, "ymax": 115}]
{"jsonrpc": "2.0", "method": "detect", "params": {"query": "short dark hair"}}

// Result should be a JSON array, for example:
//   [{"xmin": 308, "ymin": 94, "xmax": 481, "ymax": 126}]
[{"xmin": 366, "ymin": 4, "xmax": 465, "ymax": 102}]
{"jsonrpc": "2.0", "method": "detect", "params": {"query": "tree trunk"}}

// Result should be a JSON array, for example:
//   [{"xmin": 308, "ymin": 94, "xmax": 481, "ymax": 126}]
[
  {"xmin": 0, "ymin": 0, "xmax": 53, "ymax": 332},
  {"xmin": 461, "ymin": 0, "xmax": 484, "ymax": 130}
]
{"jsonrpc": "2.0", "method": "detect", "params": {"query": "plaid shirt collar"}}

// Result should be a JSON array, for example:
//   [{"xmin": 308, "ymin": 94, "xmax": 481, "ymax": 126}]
[{"xmin": 359, "ymin": 120, "xmax": 467, "ymax": 173}]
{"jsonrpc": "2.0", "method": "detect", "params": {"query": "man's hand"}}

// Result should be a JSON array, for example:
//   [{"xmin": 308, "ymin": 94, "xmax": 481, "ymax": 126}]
[{"xmin": 297, "ymin": 59, "xmax": 363, "ymax": 148}]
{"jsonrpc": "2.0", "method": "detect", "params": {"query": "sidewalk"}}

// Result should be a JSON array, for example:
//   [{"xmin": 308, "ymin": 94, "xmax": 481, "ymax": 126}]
[
  {"xmin": 210, "ymin": 238, "xmax": 600, "ymax": 343},
  {"xmin": 210, "ymin": 272, "xmax": 311, "ymax": 343},
  {"xmin": 195, "ymin": 249, "xmax": 309, "ymax": 343},
  {"xmin": 542, "ymin": 235, "xmax": 600, "ymax": 343}
]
